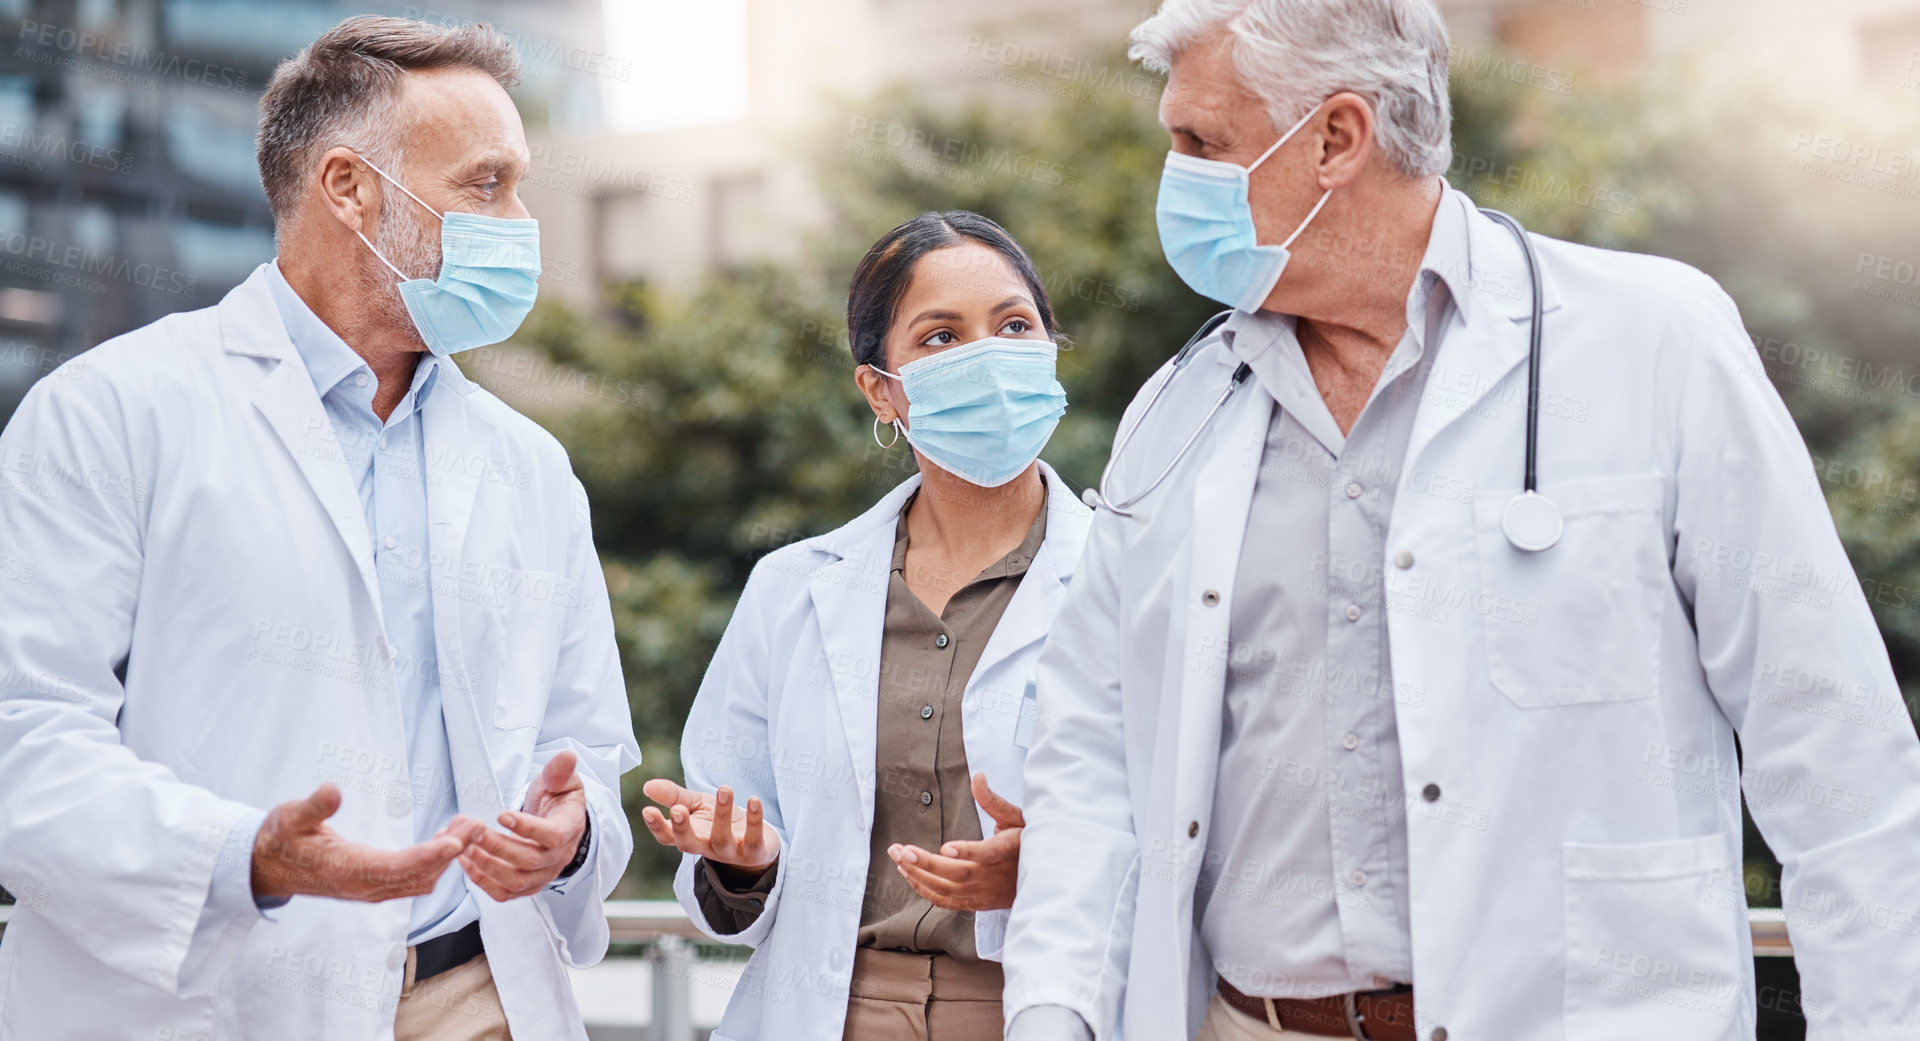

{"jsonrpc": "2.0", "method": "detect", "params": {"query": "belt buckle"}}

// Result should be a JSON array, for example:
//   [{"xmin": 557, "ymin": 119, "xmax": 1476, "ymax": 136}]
[{"xmin": 1342, "ymin": 991, "xmax": 1375, "ymax": 1041}]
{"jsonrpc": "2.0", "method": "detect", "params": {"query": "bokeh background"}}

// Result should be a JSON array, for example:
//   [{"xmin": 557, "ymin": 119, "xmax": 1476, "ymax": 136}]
[{"xmin": 3, "ymin": 0, "xmax": 1919, "ymax": 1034}]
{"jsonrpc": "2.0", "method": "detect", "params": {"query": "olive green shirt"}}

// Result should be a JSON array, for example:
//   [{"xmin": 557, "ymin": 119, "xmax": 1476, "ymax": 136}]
[{"xmin": 694, "ymin": 482, "xmax": 1049, "ymax": 959}]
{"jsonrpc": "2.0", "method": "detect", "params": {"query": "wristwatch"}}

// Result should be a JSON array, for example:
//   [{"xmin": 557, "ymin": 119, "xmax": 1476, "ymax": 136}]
[{"xmin": 558, "ymin": 812, "xmax": 591, "ymax": 880}]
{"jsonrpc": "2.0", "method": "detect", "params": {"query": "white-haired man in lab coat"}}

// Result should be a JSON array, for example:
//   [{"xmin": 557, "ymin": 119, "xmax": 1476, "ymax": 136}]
[
  {"xmin": 1004, "ymin": 2, "xmax": 1920, "ymax": 1040},
  {"xmin": 0, "ymin": 16, "xmax": 639, "ymax": 1041}
]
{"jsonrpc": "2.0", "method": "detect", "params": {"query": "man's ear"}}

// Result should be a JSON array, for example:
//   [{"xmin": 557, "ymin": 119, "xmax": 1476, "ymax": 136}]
[
  {"xmin": 314, "ymin": 147, "xmax": 379, "ymax": 235},
  {"xmin": 1314, "ymin": 91, "xmax": 1378, "ymax": 191}
]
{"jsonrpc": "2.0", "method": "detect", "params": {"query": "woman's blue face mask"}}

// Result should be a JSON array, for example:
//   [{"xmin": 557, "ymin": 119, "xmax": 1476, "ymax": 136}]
[{"xmin": 872, "ymin": 336, "xmax": 1067, "ymax": 488}]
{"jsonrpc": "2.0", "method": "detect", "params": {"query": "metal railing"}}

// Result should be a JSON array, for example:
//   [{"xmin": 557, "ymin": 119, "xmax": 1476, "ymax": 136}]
[
  {"xmin": 0, "ymin": 899, "xmax": 1806, "ymax": 951},
  {"xmin": 0, "ymin": 901, "xmax": 1797, "ymax": 1041}
]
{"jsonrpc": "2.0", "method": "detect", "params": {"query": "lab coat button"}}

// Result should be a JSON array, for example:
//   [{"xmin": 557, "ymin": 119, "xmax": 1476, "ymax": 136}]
[
  {"xmin": 1350, "ymin": 869, "xmax": 1367, "ymax": 887},
  {"xmin": 919, "ymin": 790, "xmax": 933, "ymax": 807},
  {"xmin": 1201, "ymin": 590, "xmax": 1220, "ymax": 607},
  {"xmin": 1187, "ymin": 821, "xmax": 1199, "ymax": 838},
  {"xmin": 1395, "ymin": 550, "xmax": 1415, "ymax": 569},
  {"xmin": 1431, "ymin": 1029, "xmax": 1448, "ymax": 1041},
  {"xmin": 920, "ymin": 705, "xmax": 933, "ymax": 720},
  {"xmin": 1422, "ymin": 783, "xmax": 1441, "ymax": 802},
  {"xmin": 1345, "ymin": 482, "xmax": 1363, "ymax": 499},
  {"xmin": 1344, "ymin": 603, "xmax": 1362, "ymax": 622},
  {"xmin": 935, "ymin": 633, "xmax": 949, "ymax": 649},
  {"xmin": 386, "ymin": 791, "xmax": 411, "ymax": 817},
  {"xmin": 1342, "ymin": 733, "xmax": 1359, "ymax": 751}
]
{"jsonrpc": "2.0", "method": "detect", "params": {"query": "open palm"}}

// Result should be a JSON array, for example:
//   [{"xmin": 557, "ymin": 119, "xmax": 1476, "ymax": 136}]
[{"xmin": 640, "ymin": 779, "xmax": 780, "ymax": 870}]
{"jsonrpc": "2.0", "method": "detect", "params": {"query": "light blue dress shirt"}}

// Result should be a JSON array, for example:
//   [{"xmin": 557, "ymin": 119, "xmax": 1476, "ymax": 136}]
[{"xmin": 204, "ymin": 262, "xmax": 473, "ymax": 943}]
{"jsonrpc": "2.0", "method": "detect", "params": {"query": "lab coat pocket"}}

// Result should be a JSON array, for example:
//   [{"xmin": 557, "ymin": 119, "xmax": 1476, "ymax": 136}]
[
  {"xmin": 1561, "ymin": 834, "xmax": 1746, "ymax": 1041},
  {"xmin": 489, "ymin": 568, "xmax": 570, "ymax": 730},
  {"xmin": 1474, "ymin": 474, "xmax": 1666, "ymax": 707}
]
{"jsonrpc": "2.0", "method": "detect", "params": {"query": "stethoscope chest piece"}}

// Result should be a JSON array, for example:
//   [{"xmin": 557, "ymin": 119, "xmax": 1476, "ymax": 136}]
[{"xmin": 1502, "ymin": 491, "xmax": 1563, "ymax": 552}]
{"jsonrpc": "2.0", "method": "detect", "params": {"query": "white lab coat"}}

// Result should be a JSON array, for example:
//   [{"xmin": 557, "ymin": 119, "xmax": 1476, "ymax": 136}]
[
  {"xmin": 672, "ymin": 465, "xmax": 1090, "ymax": 1041},
  {"xmin": 0, "ymin": 265, "xmax": 641, "ymax": 1041},
  {"xmin": 1004, "ymin": 205, "xmax": 1920, "ymax": 1041}
]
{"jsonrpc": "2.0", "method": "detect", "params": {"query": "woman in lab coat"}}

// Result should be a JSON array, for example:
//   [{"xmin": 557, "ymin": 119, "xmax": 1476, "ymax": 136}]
[{"xmin": 641, "ymin": 211, "xmax": 1090, "ymax": 1041}]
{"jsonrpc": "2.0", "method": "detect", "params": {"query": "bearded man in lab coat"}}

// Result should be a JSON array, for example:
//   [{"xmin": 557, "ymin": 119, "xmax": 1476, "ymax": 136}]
[
  {"xmin": 1002, "ymin": 2, "xmax": 1920, "ymax": 1040},
  {"xmin": 0, "ymin": 16, "xmax": 639, "ymax": 1041}
]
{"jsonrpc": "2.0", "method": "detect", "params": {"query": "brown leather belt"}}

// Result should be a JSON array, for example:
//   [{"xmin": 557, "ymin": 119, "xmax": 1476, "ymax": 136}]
[{"xmin": 1217, "ymin": 978, "xmax": 1417, "ymax": 1041}]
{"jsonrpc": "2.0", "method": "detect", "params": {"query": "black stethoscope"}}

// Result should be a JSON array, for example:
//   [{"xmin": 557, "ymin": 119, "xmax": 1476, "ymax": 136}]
[{"xmin": 1083, "ymin": 208, "xmax": 1563, "ymax": 553}]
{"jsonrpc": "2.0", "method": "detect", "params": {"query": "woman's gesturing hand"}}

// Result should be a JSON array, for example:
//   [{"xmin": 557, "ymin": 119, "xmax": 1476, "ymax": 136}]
[
  {"xmin": 640, "ymin": 779, "xmax": 781, "ymax": 871},
  {"xmin": 889, "ymin": 772, "xmax": 1026, "ymax": 912}
]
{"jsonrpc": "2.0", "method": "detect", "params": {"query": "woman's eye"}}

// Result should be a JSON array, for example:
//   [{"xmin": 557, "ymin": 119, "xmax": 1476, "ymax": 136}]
[
  {"xmin": 1002, "ymin": 318, "xmax": 1031, "ymax": 335},
  {"xmin": 921, "ymin": 330, "xmax": 956, "ymax": 346}
]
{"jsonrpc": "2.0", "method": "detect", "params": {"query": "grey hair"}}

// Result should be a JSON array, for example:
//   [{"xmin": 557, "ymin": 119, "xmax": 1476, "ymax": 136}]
[
  {"xmin": 1129, "ymin": 0, "xmax": 1453, "ymax": 178},
  {"xmin": 256, "ymin": 15, "xmax": 519, "ymax": 233}
]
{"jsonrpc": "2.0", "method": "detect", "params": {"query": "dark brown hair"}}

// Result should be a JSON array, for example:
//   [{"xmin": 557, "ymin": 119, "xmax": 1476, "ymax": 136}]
[
  {"xmin": 846, "ymin": 211, "xmax": 1059, "ymax": 369},
  {"xmin": 256, "ymin": 15, "xmax": 519, "ymax": 226}
]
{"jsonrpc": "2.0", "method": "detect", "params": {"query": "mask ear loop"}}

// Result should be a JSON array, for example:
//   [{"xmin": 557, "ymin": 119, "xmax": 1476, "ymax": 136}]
[
  {"xmin": 355, "ymin": 228, "xmax": 412, "ymax": 282},
  {"xmin": 1244, "ymin": 103, "xmax": 1336, "ymax": 252},
  {"xmin": 351, "ymin": 153, "xmax": 443, "ymax": 282},
  {"xmin": 356, "ymin": 153, "xmax": 445, "ymax": 221}
]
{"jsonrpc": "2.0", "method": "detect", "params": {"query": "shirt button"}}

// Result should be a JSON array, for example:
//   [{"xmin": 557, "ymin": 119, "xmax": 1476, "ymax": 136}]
[
  {"xmin": 1342, "ymin": 733, "xmax": 1359, "ymax": 751},
  {"xmin": 1201, "ymin": 589, "xmax": 1220, "ymax": 607},
  {"xmin": 354, "ymin": 373, "xmax": 369, "ymax": 388},
  {"xmin": 935, "ymin": 633, "xmax": 949, "ymax": 649},
  {"xmin": 920, "ymin": 705, "xmax": 933, "ymax": 720},
  {"xmin": 1432, "ymin": 1029, "xmax": 1449, "ymax": 1041},
  {"xmin": 1423, "ymin": 783, "xmax": 1442, "ymax": 802},
  {"xmin": 919, "ymin": 790, "xmax": 933, "ymax": 807},
  {"xmin": 383, "ymin": 535, "xmax": 398, "ymax": 550},
  {"xmin": 1344, "ymin": 603, "xmax": 1362, "ymax": 622},
  {"xmin": 1188, "ymin": 821, "xmax": 1200, "ymax": 838},
  {"xmin": 1350, "ymin": 869, "xmax": 1368, "ymax": 887},
  {"xmin": 1345, "ymin": 482, "xmax": 1363, "ymax": 499},
  {"xmin": 1394, "ymin": 550, "xmax": 1415, "ymax": 569}
]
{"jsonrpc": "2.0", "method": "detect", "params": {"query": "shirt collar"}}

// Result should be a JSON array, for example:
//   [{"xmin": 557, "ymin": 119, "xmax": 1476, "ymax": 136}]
[
  {"xmin": 1416, "ymin": 184, "xmax": 1477, "ymax": 328},
  {"xmin": 265, "ymin": 259, "xmax": 441, "ymax": 407}
]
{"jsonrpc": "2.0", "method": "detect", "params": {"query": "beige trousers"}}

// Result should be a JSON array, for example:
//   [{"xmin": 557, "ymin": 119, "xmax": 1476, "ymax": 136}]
[
  {"xmin": 840, "ymin": 948, "xmax": 1006, "ymax": 1041},
  {"xmin": 1196, "ymin": 994, "xmax": 1331, "ymax": 1041},
  {"xmin": 393, "ymin": 949, "xmax": 513, "ymax": 1041}
]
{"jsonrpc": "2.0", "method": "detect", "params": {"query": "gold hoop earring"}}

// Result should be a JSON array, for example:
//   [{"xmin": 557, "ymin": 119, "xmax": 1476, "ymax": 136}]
[{"xmin": 873, "ymin": 416, "xmax": 902, "ymax": 448}]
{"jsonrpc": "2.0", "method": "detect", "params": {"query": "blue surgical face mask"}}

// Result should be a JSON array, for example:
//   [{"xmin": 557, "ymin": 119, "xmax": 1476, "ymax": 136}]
[
  {"xmin": 1155, "ymin": 102, "xmax": 1332, "ymax": 312},
  {"xmin": 354, "ymin": 155, "xmax": 542, "ymax": 357},
  {"xmin": 872, "ymin": 336, "xmax": 1067, "ymax": 488}
]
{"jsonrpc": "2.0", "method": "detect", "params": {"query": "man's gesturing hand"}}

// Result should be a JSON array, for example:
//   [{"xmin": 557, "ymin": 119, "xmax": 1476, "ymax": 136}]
[
  {"xmin": 457, "ymin": 750, "xmax": 591, "ymax": 902},
  {"xmin": 890, "ymin": 772, "xmax": 1025, "ymax": 912},
  {"xmin": 640, "ymin": 779, "xmax": 780, "ymax": 871},
  {"xmin": 251, "ymin": 782, "xmax": 470, "ymax": 902}
]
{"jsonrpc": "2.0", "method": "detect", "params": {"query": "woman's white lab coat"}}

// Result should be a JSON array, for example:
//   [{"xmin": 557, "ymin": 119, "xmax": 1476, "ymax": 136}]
[
  {"xmin": 1003, "ymin": 202, "xmax": 1920, "ymax": 1041},
  {"xmin": 0, "ymin": 265, "xmax": 641, "ymax": 1040},
  {"xmin": 672, "ymin": 464, "xmax": 1090, "ymax": 1041}
]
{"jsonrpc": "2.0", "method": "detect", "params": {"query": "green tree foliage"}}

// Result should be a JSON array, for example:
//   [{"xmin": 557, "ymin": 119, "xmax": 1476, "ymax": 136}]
[{"xmin": 477, "ymin": 53, "xmax": 1920, "ymax": 896}]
